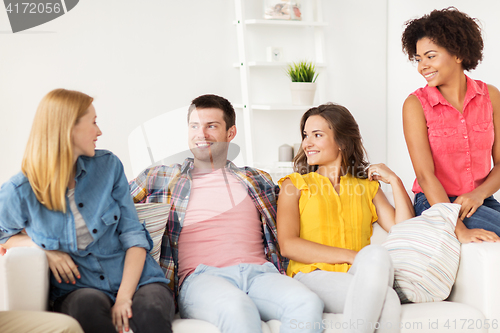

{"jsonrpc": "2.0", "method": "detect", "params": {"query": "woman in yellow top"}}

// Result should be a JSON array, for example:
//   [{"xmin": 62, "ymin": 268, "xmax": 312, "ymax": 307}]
[{"xmin": 277, "ymin": 103, "xmax": 414, "ymax": 333}]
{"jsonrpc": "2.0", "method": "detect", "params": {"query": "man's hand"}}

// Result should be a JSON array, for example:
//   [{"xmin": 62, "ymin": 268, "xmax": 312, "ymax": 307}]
[
  {"xmin": 44, "ymin": 250, "xmax": 80, "ymax": 284},
  {"xmin": 112, "ymin": 297, "xmax": 133, "ymax": 333}
]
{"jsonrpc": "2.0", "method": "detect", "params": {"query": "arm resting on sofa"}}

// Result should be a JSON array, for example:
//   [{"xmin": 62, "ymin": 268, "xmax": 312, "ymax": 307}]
[{"xmin": 0, "ymin": 247, "xmax": 49, "ymax": 311}]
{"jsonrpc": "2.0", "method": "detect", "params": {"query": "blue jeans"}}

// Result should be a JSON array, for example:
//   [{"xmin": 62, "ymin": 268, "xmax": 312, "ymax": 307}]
[
  {"xmin": 414, "ymin": 192, "xmax": 500, "ymax": 237},
  {"xmin": 178, "ymin": 262, "xmax": 324, "ymax": 333}
]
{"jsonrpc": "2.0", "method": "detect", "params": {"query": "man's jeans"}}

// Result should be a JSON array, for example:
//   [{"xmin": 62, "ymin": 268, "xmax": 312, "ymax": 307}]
[
  {"xmin": 179, "ymin": 262, "xmax": 324, "ymax": 333},
  {"xmin": 414, "ymin": 192, "xmax": 500, "ymax": 237}
]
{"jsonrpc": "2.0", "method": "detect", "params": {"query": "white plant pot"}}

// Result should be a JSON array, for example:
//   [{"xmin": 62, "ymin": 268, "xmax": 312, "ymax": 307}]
[{"xmin": 290, "ymin": 82, "xmax": 317, "ymax": 106}]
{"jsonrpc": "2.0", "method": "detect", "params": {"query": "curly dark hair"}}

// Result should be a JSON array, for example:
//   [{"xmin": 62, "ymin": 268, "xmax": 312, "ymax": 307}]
[
  {"xmin": 293, "ymin": 103, "xmax": 370, "ymax": 178},
  {"xmin": 401, "ymin": 7, "xmax": 483, "ymax": 71}
]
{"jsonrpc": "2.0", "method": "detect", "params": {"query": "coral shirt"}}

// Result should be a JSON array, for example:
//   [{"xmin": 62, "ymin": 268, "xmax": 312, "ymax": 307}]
[
  {"xmin": 279, "ymin": 172, "xmax": 379, "ymax": 277},
  {"xmin": 411, "ymin": 76, "xmax": 494, "ymax": 197}
]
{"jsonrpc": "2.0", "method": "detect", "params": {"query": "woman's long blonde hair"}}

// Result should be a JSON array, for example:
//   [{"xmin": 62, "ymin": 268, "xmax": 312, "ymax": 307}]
[{"xmin": 22, "ymin": 89, "xmax": 94, "ymax": 212}]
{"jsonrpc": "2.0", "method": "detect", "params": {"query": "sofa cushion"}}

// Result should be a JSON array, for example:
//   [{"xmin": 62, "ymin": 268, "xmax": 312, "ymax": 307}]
[
  {"xmin": 135, "ymin": 203, "xmax": 170, "ymax": 263},
  {"xmin": 382, "ymin": 203, "xmax": 461, "ymax": 303}
]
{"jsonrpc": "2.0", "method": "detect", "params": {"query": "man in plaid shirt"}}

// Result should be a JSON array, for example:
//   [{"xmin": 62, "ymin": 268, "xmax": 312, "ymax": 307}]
[{"xmin": 130, "ymin": 95, "xmax": 323, "ymax": 333}]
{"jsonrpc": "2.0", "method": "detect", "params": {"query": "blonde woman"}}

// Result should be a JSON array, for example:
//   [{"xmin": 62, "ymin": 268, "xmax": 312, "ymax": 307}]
[{"xmin": 0, "ymin": 89, "xmax": 174, "ymax": 333}]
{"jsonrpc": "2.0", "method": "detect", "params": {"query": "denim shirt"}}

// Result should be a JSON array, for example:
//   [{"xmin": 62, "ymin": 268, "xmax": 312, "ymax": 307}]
[{"xmin": 0, "ymin": 150, "xmax": 169, "ymax": 301}]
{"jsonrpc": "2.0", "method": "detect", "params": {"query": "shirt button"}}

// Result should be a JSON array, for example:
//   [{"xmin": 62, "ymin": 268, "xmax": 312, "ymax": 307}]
[
  {"xmin": 100, "ymin": 275, "xmax": 105, "ymax": 280},
  {"xmin": 78, "ymin": 203, "xmax": 84, "ymax": 208},
  {"xmin": 467, "ymin": 168, "xmax": 470, "ymax": 171},
  {"xmin": 93, "ymin": 229, "xmax": 97, "ymax": 234},
  {"xmin": 461, "ymin": 119, "xmax": 465, "ymax": 123},
  {"xmin": 173, "ymin": 241, "xmax": 178, "ymax": 246},
  {"xmin": 464, "ymin": 135, "xmax": 468, "ymax": 139}
]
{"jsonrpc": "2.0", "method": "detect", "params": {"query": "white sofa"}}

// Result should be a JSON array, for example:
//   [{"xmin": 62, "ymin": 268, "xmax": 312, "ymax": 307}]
[{"xmin": 1, "ymin": 224, "xmax": 500, "ymax": 333}]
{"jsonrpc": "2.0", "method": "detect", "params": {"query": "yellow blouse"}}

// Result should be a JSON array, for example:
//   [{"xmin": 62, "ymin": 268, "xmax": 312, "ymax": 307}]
[{"xmin": 278, "ymin": 172, "xmax": 379, "ymax": 277}]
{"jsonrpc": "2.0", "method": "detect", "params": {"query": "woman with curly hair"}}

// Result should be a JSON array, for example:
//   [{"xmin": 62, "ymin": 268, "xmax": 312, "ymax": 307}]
[
  {"xmin": 402, "ymin": 7, "xmax": 500, "ymax": 243},
  {"xmin": 277, "ymin": 103, "xmax": 414, "ymax": 332}
]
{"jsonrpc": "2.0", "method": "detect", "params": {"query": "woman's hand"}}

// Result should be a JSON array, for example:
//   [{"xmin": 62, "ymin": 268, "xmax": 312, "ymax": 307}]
[
  {"xmin": 367, "ymin": 163, "xmax": 397, "ymax": 184},
  {"xmin": 455, "ymin": 222, "xmax": 500, "ymax": 243},
  {"xmin": 44, "ymin": 250, "xmax": 80, "ymax": 284},
  {"xmin": 454, "ymin": 192, "xmax": 485, "ymax": 220},
  {"xmin": 0, "ymin": 245, "xmax": 6, "ymax": 256},
  {"xmin": 112, "ymin": 297, "xmax": 133, "ymax": 333}
]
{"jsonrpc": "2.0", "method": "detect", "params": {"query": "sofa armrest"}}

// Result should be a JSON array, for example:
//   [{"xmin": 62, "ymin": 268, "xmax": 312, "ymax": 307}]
[
  {"xmin": 0, "ymin": 247, "xmax": 49, "ymax": 311},
  {"xmin": 448, "ymin": 243, "xmax": 500, "ymax": 323}
]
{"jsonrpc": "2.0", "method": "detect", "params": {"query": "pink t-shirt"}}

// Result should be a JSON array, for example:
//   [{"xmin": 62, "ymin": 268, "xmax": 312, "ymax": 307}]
[
  {"xmin": 177, "ymin": 168, "xmax": 267, "ymax": 284},
  {"xmin": 411, "ymin": 76, "xmax": 494, "ymax": 196}
]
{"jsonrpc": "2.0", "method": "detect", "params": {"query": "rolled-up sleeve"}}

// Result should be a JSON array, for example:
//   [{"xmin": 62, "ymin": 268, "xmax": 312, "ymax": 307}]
[
  {"xmin": 0, "ymin": 181, "xmax": 27, "ymax": 244},
  {"xmin": 119, "ymin": 220, "xmax": 153, "ymax": 251}
]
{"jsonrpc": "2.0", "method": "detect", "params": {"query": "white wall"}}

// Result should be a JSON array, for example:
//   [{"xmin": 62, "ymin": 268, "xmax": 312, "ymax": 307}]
[
  {"xmin": 0, "ymin": 0, "xmax": 389, "ymax": 183},
  {"xmin": 0, "ymin": 1, "xmax": 241, "ymax": 183},
  {"xmin": 2, "ymin": 0, "xmax": 499, "ymax": 189},
  {"xmin": 387, "ymin": 1, "xmax": 500, "ymax": 189}
]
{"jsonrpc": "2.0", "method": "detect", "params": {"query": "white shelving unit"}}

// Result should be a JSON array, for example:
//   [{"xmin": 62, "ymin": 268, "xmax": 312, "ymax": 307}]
[{"xmin": 233, "ymin": 0, "xmax": 327, "ymax": 166}]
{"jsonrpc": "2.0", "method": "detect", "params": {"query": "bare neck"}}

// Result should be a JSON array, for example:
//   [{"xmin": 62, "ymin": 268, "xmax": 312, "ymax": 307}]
[{"xmin": 437, "ymin": 72, "xmax": 467, "ymax": 112}]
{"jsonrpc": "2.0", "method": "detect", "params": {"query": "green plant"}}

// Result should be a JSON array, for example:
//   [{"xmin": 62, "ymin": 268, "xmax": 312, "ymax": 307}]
[{"xmin": 286, "ymin": 60, "xmax": 319, "ymax": 83}]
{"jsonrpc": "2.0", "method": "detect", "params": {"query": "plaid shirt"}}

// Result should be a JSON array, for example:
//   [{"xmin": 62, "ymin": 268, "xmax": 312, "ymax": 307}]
[{"xmin": 129, "ymin": 158, "xmax": 287, "ymax": 297}]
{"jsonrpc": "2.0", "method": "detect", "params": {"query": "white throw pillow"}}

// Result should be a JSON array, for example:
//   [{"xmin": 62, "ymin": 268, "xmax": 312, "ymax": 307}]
[
  {"xmin": 382, "ymin": 203, "xmax": 461, "ymax": 303},
  {"xmin": 135, "ymin": 203, "xmax": 170, "ymax": 264}
]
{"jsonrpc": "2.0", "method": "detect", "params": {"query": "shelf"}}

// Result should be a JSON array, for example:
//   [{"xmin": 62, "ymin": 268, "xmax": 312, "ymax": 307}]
[
  {"xmin": 234, "ymin": 104, "xmax": 315, "ymax": 111},
  {"xmin": 234, "ymin": 19, "xmax": 328, "ymax": 27},
  {"xmin": 233, "ymin": 61, "xmax": 327, "ymax": 68},
  {"xmin": 233, "ymin": 0, "xmax": 326, "ymax": 166}
]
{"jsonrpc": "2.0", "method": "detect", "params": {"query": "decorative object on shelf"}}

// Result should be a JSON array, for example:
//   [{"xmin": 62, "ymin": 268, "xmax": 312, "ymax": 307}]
[
  {"xmin": 286, "ymin": 60, "xmax": 318, "ymax": 106},
  {"xmin": 264, "ymin": 0, "xmax": 301, "ymax": 21},
  {"xmin": 279, "ymin": 144, "xmax": 294, "ymax": 162},
  {"xmin": 266, "ymin": 46, "xmax": 283, "ymax": 62},
  {"xmin": 293, "ymin": 143, "xmax": 301, "ymax": 157}
]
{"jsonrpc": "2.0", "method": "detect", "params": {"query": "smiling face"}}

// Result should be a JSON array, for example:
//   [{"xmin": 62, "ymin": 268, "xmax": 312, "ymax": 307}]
[
  {"xmin": 302, "ymin": 115, "xmax": 342, "ymax": 169},
  {"xmin": 415, "ymin": 37, "xmax": 463, "ymax": 87},
  {"xmin": 71, "ymin": 104, "xmax": 102, "ymax": 159},
  {"xmin": 188, "ymin": 107, "xmax": 236, "ymax": 169}
]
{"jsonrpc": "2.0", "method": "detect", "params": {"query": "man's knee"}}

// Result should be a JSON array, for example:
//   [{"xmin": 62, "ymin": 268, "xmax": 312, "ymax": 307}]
[
  {"xmin": 296, "ymin": 289, "xmax": 324, "ymax": 313},
  {"xmin": 56, "ymin": 315, "xmax": 84, "ymax": 333}
]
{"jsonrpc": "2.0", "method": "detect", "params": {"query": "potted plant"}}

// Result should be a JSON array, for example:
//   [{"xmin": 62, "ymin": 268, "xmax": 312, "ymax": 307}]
[{"xmin": 286, "ymin": 60, "xmax": 319, "ymax": 106}]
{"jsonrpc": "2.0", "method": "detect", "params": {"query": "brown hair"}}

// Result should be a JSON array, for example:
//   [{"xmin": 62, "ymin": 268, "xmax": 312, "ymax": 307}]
[
  {"xmin": 293, "ymin": 103, "xmax": 369, "ymax": 178},
  {"xmin": 188, "ymin": 94, "xmax": 236, "ymax": 130},
  {"xmin": 401, "ymin": 7, "xmax": 483, "ymax": 71}
]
